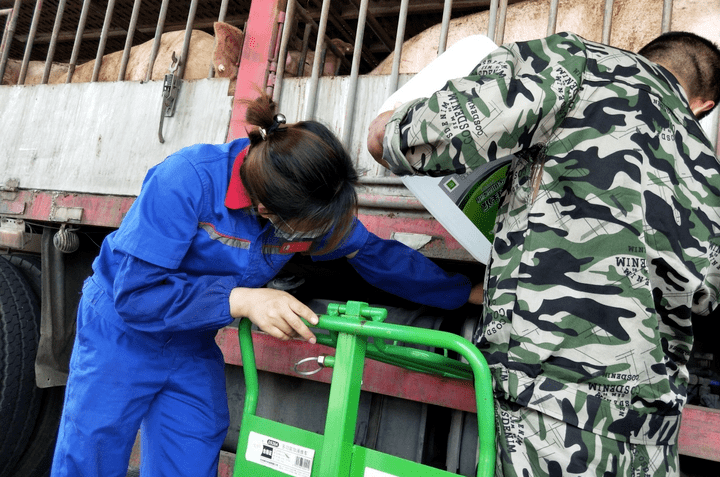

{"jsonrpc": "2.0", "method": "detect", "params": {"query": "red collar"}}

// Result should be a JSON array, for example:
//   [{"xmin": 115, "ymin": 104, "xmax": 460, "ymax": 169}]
[{"xmin": 225, "ymin": 147, "xmax": 252, "ymax": 209}]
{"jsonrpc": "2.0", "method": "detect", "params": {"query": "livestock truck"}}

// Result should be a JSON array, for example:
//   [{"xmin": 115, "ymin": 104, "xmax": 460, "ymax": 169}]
[{"xmin": 1, "ymin": 0, "xmax": 719, "ymax": 476}]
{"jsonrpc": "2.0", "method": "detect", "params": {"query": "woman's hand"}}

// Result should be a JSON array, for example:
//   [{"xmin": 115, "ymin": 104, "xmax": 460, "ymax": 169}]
[
  {"xmin": 468, "ymin": 283, "xmax": 484, "ymax": 305},
  {"xmin": 229, "ymin": 287, "xmax": 319, "ymax": 343}
]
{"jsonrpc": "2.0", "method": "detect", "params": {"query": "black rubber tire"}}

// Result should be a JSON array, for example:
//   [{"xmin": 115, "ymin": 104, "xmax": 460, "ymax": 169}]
[
  {"xmin": 6, "ymin": 385, "xmax": 65, "ymax": 477},
  {"xmin": 0, "ymin": 256, "xmax": 43, "ymax": 476}
]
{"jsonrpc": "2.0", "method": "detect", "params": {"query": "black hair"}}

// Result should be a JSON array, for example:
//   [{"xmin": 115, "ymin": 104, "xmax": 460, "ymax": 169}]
[
  {"xmin": 639, "ymin": 31, "xmax": 720, "ymax": 118},
  {"xmin": 238, "ymin": 91, "xmax": 359, "ymax": 253}
]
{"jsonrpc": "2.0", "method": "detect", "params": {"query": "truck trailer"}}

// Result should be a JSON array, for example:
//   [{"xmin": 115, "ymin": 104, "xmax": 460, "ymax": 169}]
[{"xmin": 1, "ymin": 0, "xmax": 719, "ymax": 476}]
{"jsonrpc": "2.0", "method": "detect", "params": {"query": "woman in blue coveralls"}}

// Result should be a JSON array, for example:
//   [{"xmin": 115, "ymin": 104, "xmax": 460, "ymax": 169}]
[{"xmin": 50, "ymin": 92, "xmax": 483, "ymax": 477}]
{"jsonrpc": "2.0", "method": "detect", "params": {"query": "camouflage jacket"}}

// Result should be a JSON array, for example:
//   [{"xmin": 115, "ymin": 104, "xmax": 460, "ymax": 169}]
[{"xmin": 381, "ymin": 33, "xmax": 720, "ymax": 445}]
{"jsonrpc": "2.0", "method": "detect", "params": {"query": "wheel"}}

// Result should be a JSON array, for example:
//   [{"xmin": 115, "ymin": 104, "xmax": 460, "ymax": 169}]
[{"xmin": 0, "ymin": 256, "xmax": 43, "ymax": 475}]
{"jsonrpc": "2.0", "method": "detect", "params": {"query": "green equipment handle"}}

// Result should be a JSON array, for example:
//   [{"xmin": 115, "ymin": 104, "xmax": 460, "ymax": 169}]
[{"xmin": 237, "ymin": 301, "xmax": 495, "ymax": 477}]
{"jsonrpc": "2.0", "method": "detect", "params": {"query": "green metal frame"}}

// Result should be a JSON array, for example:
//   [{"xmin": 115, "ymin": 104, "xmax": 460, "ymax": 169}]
[{"xmin": 234, "ymin": 301, "xmax": 495, "ymax": 477}]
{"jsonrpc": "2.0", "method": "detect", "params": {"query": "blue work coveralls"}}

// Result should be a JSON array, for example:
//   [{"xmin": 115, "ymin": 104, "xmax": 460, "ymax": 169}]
[{"xmin": 50, "ymin": 138, "xmax": 472, "ymax": 477}]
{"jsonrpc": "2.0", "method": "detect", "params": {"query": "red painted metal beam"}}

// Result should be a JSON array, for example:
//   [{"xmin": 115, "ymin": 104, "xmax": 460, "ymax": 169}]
[
  {"xmin": 215, "ymin": 326, "xmax": 479, "ymax": 414},
  {"xmin": 227, "ymin": 0, "xmax": 286, "ymax": 142},
  {"xmin": 357, "ymin": 212, "xmax": 475, "ymax": 261},
  {"xmin": 678, "ymin": 404, "xmax": 720, "ymax": 462},
  {"xmin": 0, "ymin": 189, "xmax": 135, "ymax": 228}
]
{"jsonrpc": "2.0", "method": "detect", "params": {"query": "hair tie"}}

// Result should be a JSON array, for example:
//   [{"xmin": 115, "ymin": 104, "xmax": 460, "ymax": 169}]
[{"xmin": 259, "ymin": 113, "xmax": 286, "ymax": 140}]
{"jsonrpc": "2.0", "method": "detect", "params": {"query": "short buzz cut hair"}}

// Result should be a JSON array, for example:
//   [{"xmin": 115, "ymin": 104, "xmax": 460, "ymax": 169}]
[{"xmin": 639, "ymin": 31, "xmax": 720, "ymax": 118}]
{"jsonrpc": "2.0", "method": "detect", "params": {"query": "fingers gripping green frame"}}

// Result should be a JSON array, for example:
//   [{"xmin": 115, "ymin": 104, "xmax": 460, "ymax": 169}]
[{"xmin": 234, "ymin": 301, "xmax": 495, "ymax": 477}]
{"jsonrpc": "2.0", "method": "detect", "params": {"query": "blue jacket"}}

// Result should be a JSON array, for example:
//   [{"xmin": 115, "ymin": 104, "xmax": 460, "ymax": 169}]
[{"xmin": 85, "ymin": 138, "xmax": 472, "ymax": 337}]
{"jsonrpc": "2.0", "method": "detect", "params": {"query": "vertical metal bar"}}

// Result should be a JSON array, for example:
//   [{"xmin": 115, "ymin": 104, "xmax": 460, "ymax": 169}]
[
  {"xmin": 65, "ymin": 0, "xmax": 91, "ymax": 83},
  {"xmin": 546, "ymin": 0, "xmax": 560, "ymax": 36},
  {"xmin": 42, "ymin": 0, "xmax": 67, "ymax": 84},
  {"xmin": 272, "ymin": 0, "xmax": 296, "ymax": 103},
  {"xmin": 297, "ymin": 23, "xmax": 312, "ymax": 77},
  {"xmin": 494, "ymin": 0, "xmax": 509, "ymax": 46},
  {"xmin": 266, "ymin": 11, "xmax": 285, "ymax": 96},
  {"xmin": 0, "ymin": 1, "xmax": 22, "ymax": 85},
  {"xmin": 302, "ymin": 0, "xmax": 331, "ymax": 119},
  {"xmin": 388, "ymin": 0, "xmax": 410, "ymax": 93},
  {"xmin": 437, "ymin": 0, "xmax": 453, "ymax": 55},
  {"xmin": 316, "ymin": 331, "xmax": 367, "ymax": 477},
  {"xmin": 18, "ymin": 0, "xmax": 43, "ymax": 85},
  {"xmin": 207, "ymin": 0, "xmax": 231, "ymax": 78},
  {"xmin": 118, "ymin": 0, "xmax": 143, "ymax": 81},
  {"xmin": 145, "ymin": 0, "xmax": 170, "ymax": 82},
  {"xmin": 602, "ymin": 0, "xmax": 614, "ymax": 45},
  {"xmin": 486, "ymin": 0, "xmax": 500, "ymax": 41},
  {"xmin": 661, "ymin": 0, "xmax": 673, "ymax": 34},
  {"xmin": 91, "ymin": 0, "xmax": 117, "ymax": 82},
  {"xmin": 177, "ymin": 0, "xmax": 199, "ymax": 80},
  {"xmin": 340, "ymin": 0, "xmax": 370, "ymax": 147}
]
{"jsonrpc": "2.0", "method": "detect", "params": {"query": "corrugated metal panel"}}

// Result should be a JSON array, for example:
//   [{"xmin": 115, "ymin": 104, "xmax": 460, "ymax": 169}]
[{"xmin": 0, "ymin": 78, "xmax": 232, "ymax": 196}]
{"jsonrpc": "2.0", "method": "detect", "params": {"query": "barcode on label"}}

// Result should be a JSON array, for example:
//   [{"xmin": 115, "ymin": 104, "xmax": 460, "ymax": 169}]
[{"xmin": 295, "ymin": 456, "xmax": 311, "ymax": 469}]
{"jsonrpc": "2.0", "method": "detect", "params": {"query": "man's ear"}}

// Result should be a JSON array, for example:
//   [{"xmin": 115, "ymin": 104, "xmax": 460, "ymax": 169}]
[{"xmin": 690, "ymin": 98, "xmax": 715, "ymax": 117}]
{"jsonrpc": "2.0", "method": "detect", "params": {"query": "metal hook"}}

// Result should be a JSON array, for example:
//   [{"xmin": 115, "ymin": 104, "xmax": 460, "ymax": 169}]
[{"xmin": 293, "ymin": 355, "xmax": 333, "ymax": 375}]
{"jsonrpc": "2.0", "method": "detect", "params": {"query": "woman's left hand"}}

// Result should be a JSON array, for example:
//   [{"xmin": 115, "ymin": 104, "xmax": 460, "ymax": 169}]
[
  {"xmin": 229, "ymin": 287, "xmax": 319, "ymax": 343},
  {"xmin": 468, "ymin": 283, "xmax": 484, "ymax": 305}
]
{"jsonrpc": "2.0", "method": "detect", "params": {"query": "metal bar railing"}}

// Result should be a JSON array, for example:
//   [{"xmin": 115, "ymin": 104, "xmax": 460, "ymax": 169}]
[
  {"xmin": 340, "ymin": 0, "xmax": 370, "ymax": 148},
  {"xmin": 145, "ymin": 0, "xmax": 170, "ymax": 82},
  {"xmin": 18, "ymin": 0, "xmax": 42, "ymax": 85},
  {"xmin": 176, "ymin": 0, "xmax": 200, "ymax": 81},
  {"xmin": 661, "ymin": 0, "xmax": 673, "ymax": 33},
  {"xmin": 601, "ymin": 0, "xmax": 614, "ymax": 46},
  {"xmin": 302, "ymin": 0, "xmax": 332, "ymax": 119},
  {"xmin": 65, "ymin": 0, "xmax": 91, "ymax": 83},
  {"xmin": 0, "ymin": 0, "xmax": 22, "ymax": 85},
  {"xmin": 388, "ymin": 0, "xmax": 410, "ymax": 94},
  {"xmin": 486, "ymin": 0, "xmax": 500, "ymax": 43},
  {"xmin": 494, "ymin": 0, "xmax": 509, "ymax": 46},
  {"xmin": 42, "ymin": 0, "xmax": 66, "ymax": 84},
  {"xmin": 272, "ymin": 0, "xmax": 295, "ymax": 103},
  {"xmin": 546, "ymin": 0, "xmax": 560, "ymax": 36},
  {"xmin": 118, "ymin": 0, "xmax": 143, "ymax": 81},
  {"xmin": 90, "ymin": 0, "xmax": 116, "ymax": 82},
  {"xmin": 437, "ymin": 0, "xmax": 453, "ymax": 55}
]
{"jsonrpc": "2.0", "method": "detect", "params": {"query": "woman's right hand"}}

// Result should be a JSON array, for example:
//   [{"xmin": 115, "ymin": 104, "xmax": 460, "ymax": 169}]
[{"xmin": 229, "ymin": 287, "xmax": 318, "ymax": 343}]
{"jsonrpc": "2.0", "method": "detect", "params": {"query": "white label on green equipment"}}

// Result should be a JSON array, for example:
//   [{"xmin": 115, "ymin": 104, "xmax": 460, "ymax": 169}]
[
  {"xmin": 364, "ymin": 468, "xmax": 398, "ymax": 477},
  {"xmin": 246, "ymin": 431, "xmax": 314, "ymax": 477}
]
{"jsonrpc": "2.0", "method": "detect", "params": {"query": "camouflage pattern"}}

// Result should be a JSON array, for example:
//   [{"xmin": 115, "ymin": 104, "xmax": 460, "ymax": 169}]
[
  {"xmin": 382, "ymin": 33, "xmax": 720, "ymax": 446},
  {"xmin": 494, "ymin": 398, "xmax": 678, "ymax": 477}
]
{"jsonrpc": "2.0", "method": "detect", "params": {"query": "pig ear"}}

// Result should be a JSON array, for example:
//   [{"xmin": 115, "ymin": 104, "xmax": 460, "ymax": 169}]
[
  {"xmin": 330, "ymin": 38, "xmax": 354, "ymax": 55},
  {"xmin": 2, "ymin": 59, "xmax": 20, "ymax": 85},
  {"xmin": 213, "ymin": 22, "xmax": 244, "ymax": 77}
]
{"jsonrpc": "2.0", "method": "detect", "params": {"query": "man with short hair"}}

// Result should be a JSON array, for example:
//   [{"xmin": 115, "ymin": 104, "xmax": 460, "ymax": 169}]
[{"xmin": 368, "ymin": 31, "xmax": 720, "ymax": 476}]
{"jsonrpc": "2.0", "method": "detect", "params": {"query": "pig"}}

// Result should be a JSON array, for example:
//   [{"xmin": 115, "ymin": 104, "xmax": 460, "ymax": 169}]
[
  {"xmin": 49, "ymin": 29, "xmax": 216, "ymax": 83},
  {"xmin": 284, "ymin": 38, "xmax": 354, "ymax": 77},
  {"xmin": 370, "ymin": 0, "xmax": 720, "ymax": 75},
  {"xmin": 2, "ymin": 26, "xmax": 228, "ymax": 86},
  {"xmin": 211, "ymin": 20, "xmax": 353, "ymax": 96},
  {"xmin": 1, "ymin": 58, "xmax": 69, "ymax": 85}
]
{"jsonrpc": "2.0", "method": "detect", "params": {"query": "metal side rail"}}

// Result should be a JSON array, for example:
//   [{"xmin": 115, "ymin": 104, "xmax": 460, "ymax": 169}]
[{"xmin": 233, "ymin": 301, "xmax": 495, "ymax": 477}]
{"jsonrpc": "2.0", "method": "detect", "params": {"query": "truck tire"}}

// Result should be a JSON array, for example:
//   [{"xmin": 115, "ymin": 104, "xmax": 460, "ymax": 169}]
[{"xmin": 0, "ymin": 256, "xmax": 43, "ymax": 476}]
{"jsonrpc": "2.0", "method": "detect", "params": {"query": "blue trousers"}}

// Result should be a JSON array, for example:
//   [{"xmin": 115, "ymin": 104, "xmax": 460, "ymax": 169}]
[{"xmin": 51, "ymin": 288, "xmax": 230, "ymax": 477}]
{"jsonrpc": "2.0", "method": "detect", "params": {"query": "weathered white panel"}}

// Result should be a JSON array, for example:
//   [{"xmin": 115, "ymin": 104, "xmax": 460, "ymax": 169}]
[
  {"xmin": 278, "ymin": 74, "xmax": 411, "ymax": 179},
  {"xmin": 0, "ymin": 79, "xmax": 232, "ymax": 196}
]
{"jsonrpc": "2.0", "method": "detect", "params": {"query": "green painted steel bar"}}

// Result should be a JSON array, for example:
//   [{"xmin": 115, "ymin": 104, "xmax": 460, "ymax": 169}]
[
  {"xmin": 313, "ymin": 333, "xmax": 473, "ymax": 380},
  {"xmin": 238, "ymin": 318, "xmax": 260, "ymax": 416},
  {"xmin": 316, "ymin": 322, "xmax": 368, "ymax": 476},
  {"xmin": 312, "ymin": 312, "xmax": 496, "ymax": 477}
]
